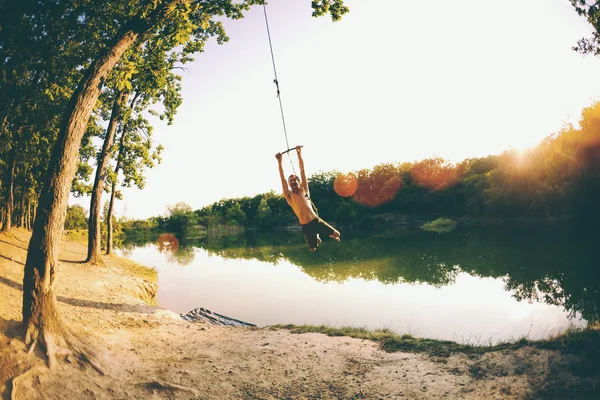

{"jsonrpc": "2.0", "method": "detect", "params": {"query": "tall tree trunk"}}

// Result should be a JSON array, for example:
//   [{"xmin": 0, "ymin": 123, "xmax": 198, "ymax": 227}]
[
  {"xmin": 23, "ymin": 19, "xmax": 145, "ymax": 353},
  {"xmin": 1, "ymin": 147, "xmax": 16, "ymax": 233},
  {"xmin": 106, "ymin": 129, "xmax": 128, "ymax": 256},
  {"xmin": 106, "ymin": 92, "xmax": 139, "ymax": 255},
  {"xmin": 19, "ymin": 182, "xmax": 27, "ymax": 228},
  {"xmin": 86, "ymin": 91, "xmax": 129, "ymax": 264},
  {"xmin": 0, "ymin": 179, "xmax": 3, "ymax": 227},
  {"xmin": 26, "ymin": 198, "xmax": 31, "ymax": 230},
  {"xmin": 32, "ymin": 198, "xmax": 36, "ymax": 228},
  {"xmin": 106, "ymin": 178, "xmax": 118, "ymax": 256},
  {"xmin": 0, "ymin": 114, "xmax": 6, "ymax": 227},
  {"xmin": 22, "ymin": 1, "xmax": 188, "ymax": 363}
]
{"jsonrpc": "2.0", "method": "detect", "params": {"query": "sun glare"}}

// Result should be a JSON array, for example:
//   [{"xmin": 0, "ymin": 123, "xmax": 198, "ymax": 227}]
[{"xmin": 510, "ymin": 146, "xmax": 532, "ymax": 166}]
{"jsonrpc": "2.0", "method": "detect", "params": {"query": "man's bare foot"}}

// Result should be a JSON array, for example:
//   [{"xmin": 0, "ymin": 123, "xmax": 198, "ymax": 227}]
[{"xmin": 330, "ymin": 232, "xmax": 341, "ymax": 242}]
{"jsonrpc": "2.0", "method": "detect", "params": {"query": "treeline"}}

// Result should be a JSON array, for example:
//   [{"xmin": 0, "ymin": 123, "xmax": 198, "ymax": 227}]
[
  {"xmin": 121, "ymin": 194, "xmax": 294, "ymax": 235},
  {"xmin": 125, "ymin": 101, "xmax": 600, "ymax": 235}
]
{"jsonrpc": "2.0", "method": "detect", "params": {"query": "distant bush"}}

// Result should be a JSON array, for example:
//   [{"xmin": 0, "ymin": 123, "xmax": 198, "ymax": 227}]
[
  {"xmin": 65, "ymin": 205, "xmax": 88, "ymax": 230},
  {"xmin": 420, "ymin": 217, "xmax": 457, "ymax": 233},
  {"xmin": 63, "ymin": 229, "xmax": 88, "ymax": 243}
]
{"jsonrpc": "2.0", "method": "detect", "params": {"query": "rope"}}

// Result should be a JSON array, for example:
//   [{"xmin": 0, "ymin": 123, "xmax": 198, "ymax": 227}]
[{"xmin": 263, "ymin": 3, "xmax": 296, "ymax": 175}]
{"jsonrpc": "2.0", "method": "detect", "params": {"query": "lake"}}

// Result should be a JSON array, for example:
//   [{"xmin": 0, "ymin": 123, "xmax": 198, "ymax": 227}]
[{"xmin": 116, "ymin": 224, "xmax": 597, "ymax": 344}]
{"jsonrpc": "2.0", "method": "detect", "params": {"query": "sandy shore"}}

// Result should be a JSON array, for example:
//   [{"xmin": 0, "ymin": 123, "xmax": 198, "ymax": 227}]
[{"xmin": 1, "ymin": 228, "xmax": 598, "ymax": 399}]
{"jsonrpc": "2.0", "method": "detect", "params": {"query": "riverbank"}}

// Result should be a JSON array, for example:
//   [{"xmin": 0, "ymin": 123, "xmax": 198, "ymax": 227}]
[
  {"xmin": 118, "ymin": 212, "xmax": 582, "ymax": 244},
  {"xmin": 1, "ymin": 228, "xmax": 598, "ymax": 399}
]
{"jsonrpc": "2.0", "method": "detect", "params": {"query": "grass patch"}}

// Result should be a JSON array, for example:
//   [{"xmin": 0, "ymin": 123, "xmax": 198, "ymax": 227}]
[
  {"xmin": 62, "ymin": 229, "xmax": 157, "ymax": 282},
  {"xmin": 534, "ymin": 325, "xmax": 600, "ymax": 377},
  {"xmin": 272, "ymin": 324, "xmax": 600, "ymax": 359},
  {"xmin": 118, "ymin": 260, "xmax": 158, "ymax": 283},
  {"xmin": 420, "ymin": 217, "xmax": 457, "ymax": 233},
  {"xmin": 63, "ymin": 229, "xmax": 88, "ymax": 243}
]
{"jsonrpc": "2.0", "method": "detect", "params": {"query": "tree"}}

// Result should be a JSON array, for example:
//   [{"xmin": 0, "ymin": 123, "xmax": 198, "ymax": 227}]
[
  {"xmin": 104, "ymin": 37, "xmax": 188, "ymax": 254},
  {"xmin": 571, "ymin": 1, "xmax": 600, "ymax": 56},
  {"xmin": 89, "ymin": 11, "xmax": 188, "ymax": 263},
  {"xmin": 1, "ymin": 145, "xmax": 16, "ymax": 233},
  {"xmin": 64, "ymin": 205, "xmax": 88, "ymax": 230},
  {"xmin": 0, "ymin": 0, "xmax": 101, "ymax": 234},
  {"xmin": 86, "ymin": 91, "xmax": 130, "ymax": 264},
  {"xmin": 166, "ymin": 202, "xmax": 196, "ymax": 232},
  {"xmin": 12, "ymin": 0, "xmax": 347, "ymax": 370},
  {"xmin": 410, "ymin": 157, "xmax": 461, "ymax": 192},
  {"xmin": 21, "ymin": 0, "xmax": 201, "ymax": 369},
  {"xmin": 353, "ymin": 164, "xmax": 402, "ymax": 207},
  {"xmin": 257, "ymin": 197, "xmax": 273, "ymax": 227},
  {"xmin": 225, "ymin": 202, "xmax": 246, "ymax": 225}
]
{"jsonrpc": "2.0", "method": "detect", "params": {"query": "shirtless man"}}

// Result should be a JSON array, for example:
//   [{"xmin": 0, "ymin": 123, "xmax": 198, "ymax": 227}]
[{"xmin": 276, "ymin": 146, "xmax": 340, "ymax": 251}]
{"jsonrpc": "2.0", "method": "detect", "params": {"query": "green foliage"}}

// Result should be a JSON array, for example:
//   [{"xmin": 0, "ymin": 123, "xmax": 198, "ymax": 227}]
[
  {"xmin": 225, "ymin": 202, "xmax": 246, "ymax": 225},
  {"xmin": 274, "ymin": 324, "xmax": 484, "ymax": 356},
  {"xmin": 121, "ymin": 217, "xmax": 161, "ymax": 233},
  {"xmin": 256, "ymin": 197, "xmax": 273, "ymax": 227},
  {"xmin": 64, "ymin": 205, "xmax": 88, "ymax": 230},
  {"xmin": 165, "ymin": 202, "xmax": 197, "ymax": 233},
  {"xmin": 420, "ymin": 217, "xmax": 457, "ymax": 233},
  {"xmin": 311, "ymin": 0, "xmax": 350, "ymax": 21},
  {"xmin": 275, "ymin": 323, "xmax": 599, "ymax": 366},
  {"xmin": 571, "ymin": 0, "xmax": 600, "ymax": 56}
]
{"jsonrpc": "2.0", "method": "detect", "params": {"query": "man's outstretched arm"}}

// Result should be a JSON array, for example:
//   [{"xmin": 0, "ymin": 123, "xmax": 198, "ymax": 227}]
[
  {"xmin": 296, "ymin": 146, "xmax": 310, "ymax": 196},
  {"xmin": 276, "ymin": 153, "xmax": 290, "ymax": 198}
]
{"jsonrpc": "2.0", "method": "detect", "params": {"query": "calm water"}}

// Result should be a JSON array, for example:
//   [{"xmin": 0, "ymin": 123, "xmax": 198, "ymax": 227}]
[{"xmin": 116, "ymin": 224, "xmax": 597, "ymax": 343}]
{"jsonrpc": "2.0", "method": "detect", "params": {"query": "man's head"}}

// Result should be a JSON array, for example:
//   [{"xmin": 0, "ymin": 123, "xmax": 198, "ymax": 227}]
[{"xmin": 288, "ymin": 174, "xmax": 301, "ymax": 193}]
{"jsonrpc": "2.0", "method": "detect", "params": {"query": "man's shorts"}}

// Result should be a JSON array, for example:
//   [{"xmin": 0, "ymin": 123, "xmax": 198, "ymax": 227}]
[{"xmin": 301, "ymin": 217, "xmax": 336, "ymax": 250}]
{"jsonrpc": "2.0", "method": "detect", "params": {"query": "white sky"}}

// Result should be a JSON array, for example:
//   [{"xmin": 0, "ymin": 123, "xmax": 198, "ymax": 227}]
[{"xmin": 72, "ymin": 0, "xmax": 600, "ymax": 219}]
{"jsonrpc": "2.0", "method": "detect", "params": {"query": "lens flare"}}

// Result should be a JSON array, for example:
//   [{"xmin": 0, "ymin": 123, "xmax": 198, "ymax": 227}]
[
  {"xmin": 334, "ymin": 172, "xmax": 358, "ymax": 197},
  {"xmin": 410, "ymin": 158, "xmax": 461, "ymax": 191},
  {"xmin": 156, "ymin": 233, "xmax": 179, "ymax": 253},
  {"xmin": 352, "ymin": 164, "xmax": 402, "ymax": 207}
]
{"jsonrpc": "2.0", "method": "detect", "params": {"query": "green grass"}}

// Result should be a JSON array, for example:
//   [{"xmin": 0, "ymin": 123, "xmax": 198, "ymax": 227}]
[
  {"xmin": 271, "ymin": 324, "xmax": 600, "ymax": 358},
  {"xmin": 119, "ymin": 261, "xmax": 158, "ymax": 283},
  {"xmin": 420, "ymin": 217, "xmax": 457, "ymax": 233},
  {"xmin": 62, "ymin": 229, "xmax": 157, "ymax": 282},
  {"xmin": 62, "ymin": 229, "xmax": 88, "ymax": 243}
]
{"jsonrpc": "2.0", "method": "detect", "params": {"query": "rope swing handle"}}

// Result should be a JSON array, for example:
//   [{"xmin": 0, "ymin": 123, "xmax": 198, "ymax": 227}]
[{"xmin": 280, "ymin": 145, "xmax": 303, "ymax": 155}]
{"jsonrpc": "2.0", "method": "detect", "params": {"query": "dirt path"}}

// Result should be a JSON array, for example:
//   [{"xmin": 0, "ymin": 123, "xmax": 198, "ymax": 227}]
[{"xmin": 0, "ymin": 229, "xmax": 597, "ymax": 399}]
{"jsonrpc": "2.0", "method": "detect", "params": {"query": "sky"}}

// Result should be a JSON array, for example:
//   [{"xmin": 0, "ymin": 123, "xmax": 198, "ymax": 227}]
[{"xmin": 71, "ymin": 0, "xmax": 600, "ymax": 220}]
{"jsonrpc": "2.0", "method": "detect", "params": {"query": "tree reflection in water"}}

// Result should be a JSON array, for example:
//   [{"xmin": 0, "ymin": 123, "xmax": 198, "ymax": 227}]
[{"xmin": 122, "ymin": 224, "xmax": 599, "ymax": 325}]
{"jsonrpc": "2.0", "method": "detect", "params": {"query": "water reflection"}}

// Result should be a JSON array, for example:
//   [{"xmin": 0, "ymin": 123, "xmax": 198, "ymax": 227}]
[{"xmin": 118, "ymin": 224, "xmax": 597, "ymax": 340}]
